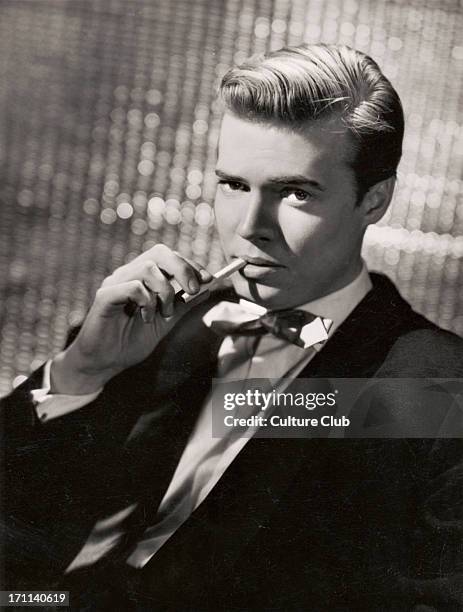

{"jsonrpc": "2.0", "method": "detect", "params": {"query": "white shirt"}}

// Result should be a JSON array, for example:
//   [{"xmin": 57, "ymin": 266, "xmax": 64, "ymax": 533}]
[{"xmin": 30, "ymin": 267, "xmax": 372, "ymax": 571}]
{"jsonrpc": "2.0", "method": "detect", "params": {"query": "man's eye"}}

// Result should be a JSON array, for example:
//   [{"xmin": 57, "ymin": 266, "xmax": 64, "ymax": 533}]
[
  {"xmin": 218, "ymin": 180, "xmax": 245, "ymax": 194},
  {"xmin": 281, "ymin": 189, "xmax": 312, "ymax": 203}
]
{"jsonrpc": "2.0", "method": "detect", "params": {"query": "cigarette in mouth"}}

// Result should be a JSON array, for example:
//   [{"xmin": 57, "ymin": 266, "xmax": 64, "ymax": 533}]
[{"xmin": 177, "ymin": 258, "xmax": 246, "ymax": 303}]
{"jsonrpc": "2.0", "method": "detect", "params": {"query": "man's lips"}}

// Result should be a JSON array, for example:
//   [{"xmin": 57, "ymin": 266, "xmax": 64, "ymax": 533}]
[
  {"xmin": 235, "ymin": 256, "xmax": 285, "ymax": 279},
  {"xmin": 237, "ymin": 256, "xmax": 284, "ymax": 267}
]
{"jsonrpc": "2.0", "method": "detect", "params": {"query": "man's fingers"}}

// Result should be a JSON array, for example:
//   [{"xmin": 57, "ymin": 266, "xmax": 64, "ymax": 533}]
[
  {"xmin": 95, "ymin": 280, "xmax": 153, "ymax": 315},
  {"xmin": 148, "ymin": 246, "xmax": 201, "ymax": 293},
  {"xmin": 98, "ymin": 244, "xmax": 213, "ymax": 322},
  {"xmin": 140, "ymin": 289, "xmax": 158, "ymax": 323},
  {"xmin": 142, "ymin": 244, "xmax": 212, "ymax": 292},
  {"xmin": 173, "ymin": 252, "xmax": 213, "ymax": 284},
  {"xmin": 103, "ymin": 245, "xmax": 210, "ymax": 297},
  {"xmin": 141, "ymin": 263, "xmax": 174, "ymax": 318},
  {"xmin": 96, "ymin": 280, "xmax": 159, "ymax": 324}
]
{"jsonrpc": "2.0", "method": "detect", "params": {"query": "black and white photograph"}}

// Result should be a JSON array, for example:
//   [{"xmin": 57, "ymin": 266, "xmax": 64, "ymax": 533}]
[{"xmin": 1, "ymin": 1, "xmax": 462, "ymax": 610}]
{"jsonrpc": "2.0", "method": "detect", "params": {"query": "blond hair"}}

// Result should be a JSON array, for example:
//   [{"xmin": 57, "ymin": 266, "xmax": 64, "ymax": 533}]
[{"xmin": 219, "ymin": 44, "xmax": 404, "ymax": 199}]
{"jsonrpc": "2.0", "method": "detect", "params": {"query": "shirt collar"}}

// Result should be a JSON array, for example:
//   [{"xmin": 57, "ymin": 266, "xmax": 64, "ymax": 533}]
[
  {"xmin": 298, "ymin": 264, "xmax": 372, "ymax": 335},
  {"xmin": 238, "ymin": 264, "xmax": 372, "ymax": 339}
]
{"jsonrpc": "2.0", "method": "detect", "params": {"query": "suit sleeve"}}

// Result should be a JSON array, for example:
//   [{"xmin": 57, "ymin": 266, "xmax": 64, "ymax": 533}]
[
  {"xmin": 397, "ymin": 438, "xmax": 463, "ymax": 611},
  {"xmin": 0, "ymin": 299, "xmax": 214, "ymax": 589},
  {"xmin": 0, "ymin": 326, "xmax": 161, "ymax": 586},
  {"xmin": 347, "ymin": 372, "xmax": 463, "ymax": 609},
  {"xmin": 1, "ymin": 326, "xmax": 100, "ymax": 444},
  {"xmin": 337, "ymin": 277, "xmax": 461, "ymax": 605},
  {"xmin": 32, "ymin": 359, "xmax": 103, "ymax": 422},
  {"xmin": 0, "ymin": 325, "xmax": 150, "ymax": 451}
]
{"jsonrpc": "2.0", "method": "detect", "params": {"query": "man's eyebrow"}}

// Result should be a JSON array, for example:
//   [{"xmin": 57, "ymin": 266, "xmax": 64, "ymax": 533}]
[
  {"xmin": 267, "ymin": 175, "xmax": 326, "ymax": 191},
  {"xmin": 215, "ymin": 169, "xmax": 325, "ymax": 192},
  {"xmin": 215, "ymin": 170, "xmax": 247, "ymax": 182}
]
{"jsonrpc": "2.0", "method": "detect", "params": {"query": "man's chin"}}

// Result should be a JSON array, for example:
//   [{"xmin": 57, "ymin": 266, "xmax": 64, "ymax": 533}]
[{"xmin": 231, "ymin": 277, "xmax": 288, "ymax": 309}]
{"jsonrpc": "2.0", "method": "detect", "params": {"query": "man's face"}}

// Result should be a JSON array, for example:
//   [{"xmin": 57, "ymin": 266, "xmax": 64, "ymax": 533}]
[{"xmin": 214, "ymin": 112, "xmax": 368, "ymax": 310}]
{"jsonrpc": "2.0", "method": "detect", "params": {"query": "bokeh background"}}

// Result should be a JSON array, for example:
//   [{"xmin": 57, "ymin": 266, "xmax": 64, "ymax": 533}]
[{"xmin": 1, "ymin": 0, "xmax": 462, "ymax": 396}]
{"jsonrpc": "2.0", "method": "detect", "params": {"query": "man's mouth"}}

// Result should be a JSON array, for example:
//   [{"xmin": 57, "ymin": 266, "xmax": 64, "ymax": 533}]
[
  {"xmin": 237, "ymin": 256, "xmax": 284, "ymax": 279},
  {"xmin": 238, "ymin": 256, "xmax": 283, "ymax": 267}
]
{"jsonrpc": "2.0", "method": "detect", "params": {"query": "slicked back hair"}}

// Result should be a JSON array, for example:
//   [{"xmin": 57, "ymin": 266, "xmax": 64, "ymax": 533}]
[{"xmin": 219, "ymin": 44, "xmax": 404, "ymax": 201}]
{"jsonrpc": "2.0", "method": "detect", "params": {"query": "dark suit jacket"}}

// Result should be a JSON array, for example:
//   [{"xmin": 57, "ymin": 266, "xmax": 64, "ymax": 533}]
[{"xmin": 2, "ymin": 273, "xmax": 463, "ymax": 611}]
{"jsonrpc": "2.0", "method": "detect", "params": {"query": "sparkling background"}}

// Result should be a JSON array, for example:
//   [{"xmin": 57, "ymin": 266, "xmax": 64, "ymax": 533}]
[{"xmin": 0, "ymin": 0, "xmax": 462, "ymax": 396}]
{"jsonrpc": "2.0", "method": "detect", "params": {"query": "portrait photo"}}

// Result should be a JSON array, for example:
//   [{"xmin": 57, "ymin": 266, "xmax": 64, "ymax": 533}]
[{"xmin": 1, "ymin": 1, "xmax": 462, "ymax": 610}]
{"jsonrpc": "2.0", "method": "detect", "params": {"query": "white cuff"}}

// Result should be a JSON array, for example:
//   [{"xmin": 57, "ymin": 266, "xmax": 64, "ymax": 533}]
[{"xmin": 31, "ymin": 360, "xmax": 103, "ymax": 423}]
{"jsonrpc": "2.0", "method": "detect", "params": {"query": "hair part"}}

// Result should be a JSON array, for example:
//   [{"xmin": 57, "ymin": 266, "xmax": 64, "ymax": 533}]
[{"xmin": 219, "ymin": 44, "xmax": 404, "ymax": 201}]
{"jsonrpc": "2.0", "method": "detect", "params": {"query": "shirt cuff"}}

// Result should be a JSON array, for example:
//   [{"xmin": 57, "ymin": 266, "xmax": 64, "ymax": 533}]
[{"xmin": 31, "ymin": 360, "xmax": 103, "ymax": 423}]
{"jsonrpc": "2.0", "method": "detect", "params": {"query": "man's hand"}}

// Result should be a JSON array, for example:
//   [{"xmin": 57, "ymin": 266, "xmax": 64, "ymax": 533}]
[{"xmin": 50, "ymin": 245, "xmax": 213, "ymax": 394}]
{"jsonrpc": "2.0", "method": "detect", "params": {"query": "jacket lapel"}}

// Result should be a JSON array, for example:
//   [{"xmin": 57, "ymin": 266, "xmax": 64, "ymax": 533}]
[
  {"xmin": 296, "ymin": 273, "xmax": 416, "ymax": 378},
  {"xmin": 121, "ymin": 297, "xmax": 225, "ymax": 500}
]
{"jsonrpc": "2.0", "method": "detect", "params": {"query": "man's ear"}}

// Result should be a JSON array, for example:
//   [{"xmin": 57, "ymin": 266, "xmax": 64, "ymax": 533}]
[{"xmin": 359, "ymin": 176, "xmax": 396, "ymax": 226}]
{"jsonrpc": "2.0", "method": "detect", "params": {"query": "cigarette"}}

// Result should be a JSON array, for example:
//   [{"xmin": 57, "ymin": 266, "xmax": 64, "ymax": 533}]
[{"xmin": 177, "ymin": 258, "xmax": 246, "ymax": 303}]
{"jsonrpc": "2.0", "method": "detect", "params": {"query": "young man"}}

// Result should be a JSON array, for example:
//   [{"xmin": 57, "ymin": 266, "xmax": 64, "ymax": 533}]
[{"xmin": 2, "ymin": 44, "xmax": 462, "ymax": 610}]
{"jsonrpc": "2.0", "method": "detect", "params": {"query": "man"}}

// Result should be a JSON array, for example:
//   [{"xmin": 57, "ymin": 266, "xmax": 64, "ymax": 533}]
[{"xmin": 2, "ymin": 44, "xmax": 462, "ymax": 610}]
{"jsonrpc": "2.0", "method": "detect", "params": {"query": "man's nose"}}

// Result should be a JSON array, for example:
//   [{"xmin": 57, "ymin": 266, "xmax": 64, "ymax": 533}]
[{"xmin": 236, "ymin": 190, "xmax": 276, "ymax": 243}]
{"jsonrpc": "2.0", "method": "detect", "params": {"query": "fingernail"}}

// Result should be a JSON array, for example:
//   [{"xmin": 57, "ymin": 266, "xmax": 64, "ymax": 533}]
[
  {"xmin": 200, "ymin": 269, "xmax": 212, "ymax": 282},
  {"xmin": 188, "ymin": 279, "xmax": 199, "ymax": 293}
]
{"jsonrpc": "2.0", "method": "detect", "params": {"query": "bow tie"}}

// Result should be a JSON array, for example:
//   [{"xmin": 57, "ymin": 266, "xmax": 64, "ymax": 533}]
[{"xmin": 203, "ymin": 299, "xmax": 332, "ymax": 349}]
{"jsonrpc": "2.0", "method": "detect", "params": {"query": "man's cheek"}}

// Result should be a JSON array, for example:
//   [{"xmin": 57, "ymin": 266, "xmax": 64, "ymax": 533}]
[
  {"xmin": 286, "ymin": 234, "xmax": 318, "ymax": 262},
  {"xmin": 215, "ymin": 208, "xmax": 235, "ymax": 241}
]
